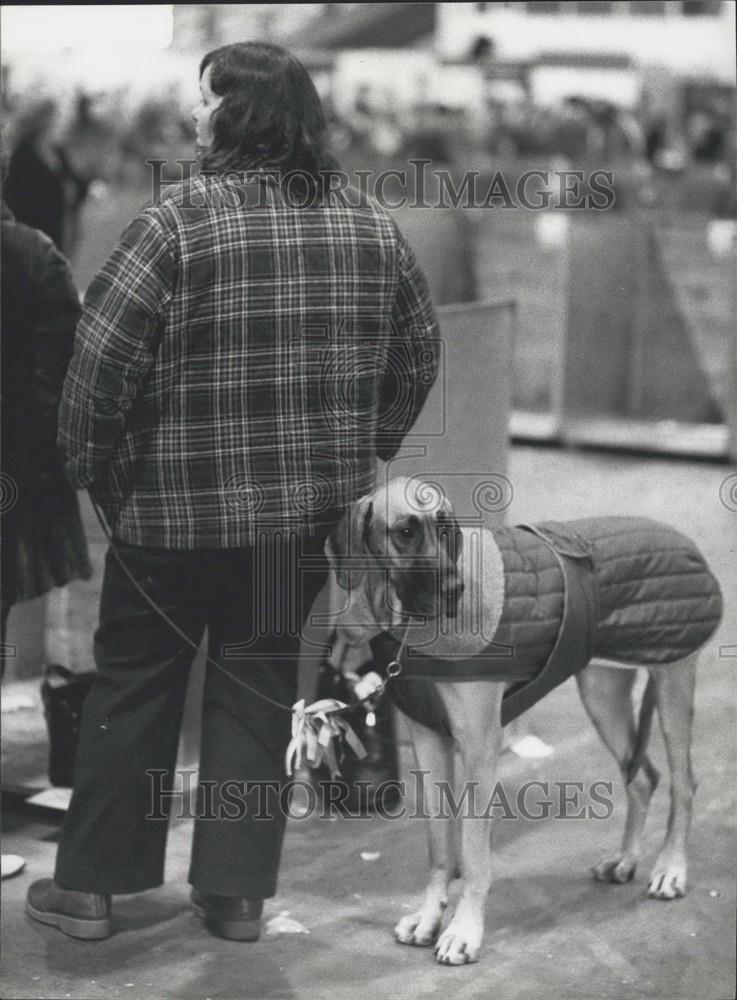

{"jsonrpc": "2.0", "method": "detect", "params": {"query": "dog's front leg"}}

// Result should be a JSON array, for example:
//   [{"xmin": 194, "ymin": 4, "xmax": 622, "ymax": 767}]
[
  {"xmin": 433, "ymin": 681, "xmax": 505, "ymax": 966},
  {"xmin": 395, "ymin": 713, "xmax": 456, "ymax": 947}
]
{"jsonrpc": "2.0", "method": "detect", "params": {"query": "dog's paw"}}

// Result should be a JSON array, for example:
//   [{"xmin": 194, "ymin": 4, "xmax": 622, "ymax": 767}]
[
  {"xmin": 433, "ymin": 920, "xmax": 482, "ymax": 966},
  {"xmin": 394, "ymin": 909, "xmax": 442, "ymax": 947},
  {"xmin": 647, "ymin": 856, "xmax": 687, "ymax": 900},
  {"xmin": 592, "ymin": 854, "xmax": 637, "ymax": 884}
]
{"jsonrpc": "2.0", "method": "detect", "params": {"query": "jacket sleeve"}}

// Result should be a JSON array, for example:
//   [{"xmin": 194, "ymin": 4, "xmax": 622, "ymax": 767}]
[
  {"xmin": 58, "ymin": 210, "xmax": 175, "ymax": 491},
  {"xmin": 376, "ymin": 229, "xmax": 441, "ymax": 462}
]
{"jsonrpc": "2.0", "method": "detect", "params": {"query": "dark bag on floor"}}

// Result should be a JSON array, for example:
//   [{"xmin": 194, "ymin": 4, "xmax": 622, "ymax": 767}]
[{"xmin": 40, "ymin": 664, "xmax": 96, "ymax": 787}]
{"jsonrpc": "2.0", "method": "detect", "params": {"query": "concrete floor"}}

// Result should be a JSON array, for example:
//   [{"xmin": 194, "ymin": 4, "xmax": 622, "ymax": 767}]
[{"xmin": 2, "ymin": 445, "xmax": 736, "ymax": 999}]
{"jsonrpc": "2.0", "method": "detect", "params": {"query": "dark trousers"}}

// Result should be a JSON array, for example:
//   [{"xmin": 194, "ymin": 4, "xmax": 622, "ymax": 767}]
[{"xmin": 54, "ymin": 530, "xmax": 331, "ymax": 898}]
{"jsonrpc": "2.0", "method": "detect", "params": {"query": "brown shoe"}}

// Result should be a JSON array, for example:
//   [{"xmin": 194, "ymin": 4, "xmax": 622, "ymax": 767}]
[
  {"xmin": 190, "ymin": 888, "xmax": 262, "ymax": 941},
  {"xmin": 26, "ymin": 878, "xmax": 111, "ymax": 940}
]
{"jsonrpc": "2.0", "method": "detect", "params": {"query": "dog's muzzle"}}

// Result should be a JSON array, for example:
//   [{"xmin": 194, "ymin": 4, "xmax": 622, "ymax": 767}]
[{"xmin": 396, "ymin": 571, "xmax": 464, "ymax": 621}]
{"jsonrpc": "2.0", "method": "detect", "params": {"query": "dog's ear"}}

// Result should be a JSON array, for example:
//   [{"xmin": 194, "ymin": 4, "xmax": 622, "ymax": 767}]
[
  {"xmin": 436, "ymin": 500, "xmax": 463, "ymax": 564},
  {"xmin": 325, "ymin": 495, "xmax": 374, "ymax": 591}
]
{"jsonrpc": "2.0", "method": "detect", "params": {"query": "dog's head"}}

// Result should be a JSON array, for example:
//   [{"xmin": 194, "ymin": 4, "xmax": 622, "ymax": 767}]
[{"xmin": 325, "ymin": 478, "xmax": 464, "ymax": 644}]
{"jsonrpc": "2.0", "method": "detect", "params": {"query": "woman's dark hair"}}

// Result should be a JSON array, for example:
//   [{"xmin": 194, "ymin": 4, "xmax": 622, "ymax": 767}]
[{"xmin": 198, "ymin": 42, "xmax": 339, "ymax": 202}]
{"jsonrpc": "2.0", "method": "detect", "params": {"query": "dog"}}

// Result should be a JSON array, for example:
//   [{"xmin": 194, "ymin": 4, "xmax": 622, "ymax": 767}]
[{"xmin": 324, "ymin": 476, "xmax": 723, "ymax": 965}]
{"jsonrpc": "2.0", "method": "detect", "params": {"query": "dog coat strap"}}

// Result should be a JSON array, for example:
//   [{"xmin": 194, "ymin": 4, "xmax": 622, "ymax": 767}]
[{"xmin": 500, "ymin": 526, "xmax": 599, "ymax": 726}]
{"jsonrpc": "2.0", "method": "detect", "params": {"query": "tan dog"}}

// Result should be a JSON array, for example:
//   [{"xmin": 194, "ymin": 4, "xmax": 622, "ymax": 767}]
[{"xmin": 325, "ymin": 476, "xmax": 720, "ymax": 965}]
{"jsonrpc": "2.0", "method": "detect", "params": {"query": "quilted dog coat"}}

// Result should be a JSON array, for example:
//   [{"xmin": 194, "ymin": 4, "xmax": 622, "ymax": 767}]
[{"xmin": 376, "ymin": 517, "xmax": 723, "ymax": 730}]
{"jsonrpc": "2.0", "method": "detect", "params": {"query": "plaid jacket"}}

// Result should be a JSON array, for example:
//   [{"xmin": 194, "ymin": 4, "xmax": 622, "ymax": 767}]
[{"xmin": 59, "ymin": 174, "xmax": 440, "ymax": 548}]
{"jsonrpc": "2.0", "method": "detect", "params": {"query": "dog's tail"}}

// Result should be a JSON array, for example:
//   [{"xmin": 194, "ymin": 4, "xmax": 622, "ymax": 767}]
[{"xmin": 626, "ymin": 674, "xmax": 657, "ymax": 786}]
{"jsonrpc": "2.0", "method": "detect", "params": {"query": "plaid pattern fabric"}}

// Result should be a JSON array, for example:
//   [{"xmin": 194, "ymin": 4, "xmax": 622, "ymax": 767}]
[{"xmin": 59, "ymin": 174, "xmax": 440, "ymax": 548}]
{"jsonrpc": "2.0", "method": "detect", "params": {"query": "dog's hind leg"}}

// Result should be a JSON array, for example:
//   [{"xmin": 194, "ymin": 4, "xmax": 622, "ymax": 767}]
[
  {"xmin": 394, "ymin": 712, "xmax": 457, "ymax": 947},
  {"xmin": 646, "ymin": 652, "xmax": 698, "ymax": 900},
  {"xmin": 576, "ymin": 662, "xmax": 660, "ymax": 884}
]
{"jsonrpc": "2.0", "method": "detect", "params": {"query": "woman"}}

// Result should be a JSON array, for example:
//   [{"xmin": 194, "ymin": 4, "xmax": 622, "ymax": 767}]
[
  {"xmin": 1, "ymin": 197, "xmax": 92, "ymax": 883},
  {"xmin": 0, "ymin": 199, "xmax": 91, "ymax": 662},
  {"xmin": 27, "ymin": 43, "xmax": 439, "ymax": 943}
]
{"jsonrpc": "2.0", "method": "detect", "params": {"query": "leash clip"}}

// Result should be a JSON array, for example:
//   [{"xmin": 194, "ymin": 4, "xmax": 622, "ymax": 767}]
[
  {"xmin": 384, "ymin": 620, "xmax": 411, "ymax": 681},
  {"xmin": 386, "ymin": 659, "xmax": 402, "ymax": 679}
]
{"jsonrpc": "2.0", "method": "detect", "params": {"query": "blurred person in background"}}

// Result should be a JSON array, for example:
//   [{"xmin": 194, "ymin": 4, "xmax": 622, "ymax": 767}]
[
  {"xmin": 552, "ymin": 98, "xmax": 590, "ymax": 163},
  {"xmin": 3, "ymin": 99, "xmax": 86, "ymax": 255},
  {"xmin": 61, "ymin": 92, "xmax": 117, "ymax": 257},
  {"xmin": 25, "ymin": 41, "xmax": 439, "ymax": 943},
  {"xmin": 688, "ymin": 107, "xmax": 729, "ymax": 163},
  {"xmin": 645, "ymin": 114, "xmax": 668, "ymax": 165},
  {"xmin": 404, "ymin": 103, "xmax": 454, "ymax": 166}
]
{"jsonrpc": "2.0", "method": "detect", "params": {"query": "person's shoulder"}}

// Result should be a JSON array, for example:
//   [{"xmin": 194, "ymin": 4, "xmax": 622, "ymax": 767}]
[
  {"xmin": 135, "ymin": 174, "xmax": 211, "ymax": 232},
  {"xmin": 324, "ymin": 186, "xmax": 404, "ymax": 241},
  {"xmin": 2, "ymin": 214, "xmax": 53, "ymax": 247},
  {"xmin": 1, "ymin": 216, "xmax": 56, "ymax": 266},
  {"xmin": 145, "ymin": 173, "xmax": 245, "ymax": 237},
  {"xmin": 327, "ymin": 183, "xmax": 384, "ymax": 213},
  {"xmin": 117, "ymin": 185, "xmax": 196, "ymax": 246},
  {"xmin": 155, "ymin": 172, "xmax": 209, "ymax": 207},
  {"xmin": 1, "ymin": 217, "xmax": 77, "ymax": 303}
]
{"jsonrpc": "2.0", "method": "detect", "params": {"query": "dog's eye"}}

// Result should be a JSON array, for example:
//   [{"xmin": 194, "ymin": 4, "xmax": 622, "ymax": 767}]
[{"xmin": 399, "ymin": 526, "xmax": 413, "ymax": 539}]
